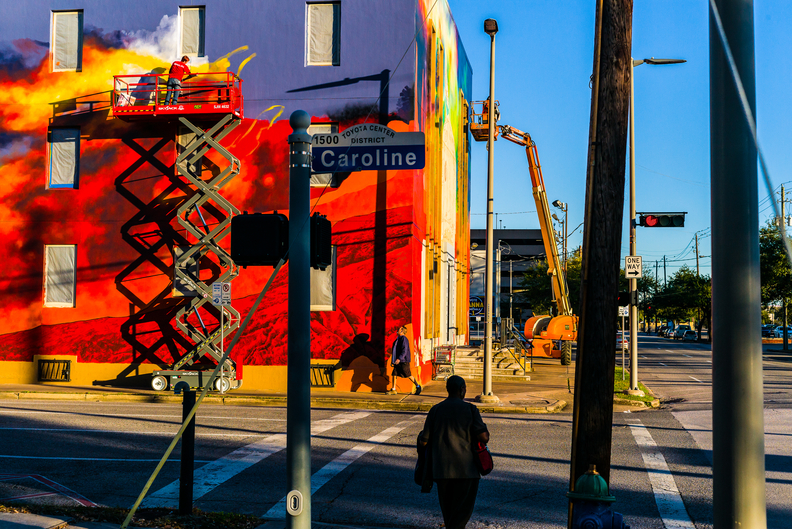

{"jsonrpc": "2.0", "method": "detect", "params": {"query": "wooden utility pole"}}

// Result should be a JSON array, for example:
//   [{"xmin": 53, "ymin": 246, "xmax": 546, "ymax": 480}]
[
  {"xmin": 569, "ymin": 0, "xmax": 632, "ymax": 502},
  {"xmin": 695, "ymin": 233, "xmax": 700, "ymax": 276}
]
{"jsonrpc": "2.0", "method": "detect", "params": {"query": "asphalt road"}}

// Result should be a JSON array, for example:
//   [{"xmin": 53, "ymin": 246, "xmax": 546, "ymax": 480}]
[{"xmin": 0, "ymin": 334, "xmax": 790, "ymax": 528}]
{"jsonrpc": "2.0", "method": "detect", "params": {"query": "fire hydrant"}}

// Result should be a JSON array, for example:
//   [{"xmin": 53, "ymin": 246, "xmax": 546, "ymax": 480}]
[{"xmin": 567, "ymin": 465, "xmax": 630, "ymax": 529}]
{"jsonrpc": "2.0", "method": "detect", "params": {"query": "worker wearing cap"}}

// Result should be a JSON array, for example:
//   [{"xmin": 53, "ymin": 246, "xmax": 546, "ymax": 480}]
[{"xmin": 165, "ymin": 55, "xmax": 193, "ymax": 105}]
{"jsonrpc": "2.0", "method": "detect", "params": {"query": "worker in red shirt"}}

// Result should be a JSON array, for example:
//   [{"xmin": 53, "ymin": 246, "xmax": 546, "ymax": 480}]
[{"xmin": 165, "ymin": 55, "xmax": 193, "ymax": 105}]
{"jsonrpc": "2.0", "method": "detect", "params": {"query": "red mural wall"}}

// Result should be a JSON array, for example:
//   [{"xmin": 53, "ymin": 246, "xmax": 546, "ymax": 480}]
[{"xmin": 0, "ymin": 35, "xmax": 428, "ymax": 386}]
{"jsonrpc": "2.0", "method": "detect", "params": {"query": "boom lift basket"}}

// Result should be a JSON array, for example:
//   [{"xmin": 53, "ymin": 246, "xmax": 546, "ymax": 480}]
[{"xmin": 469, "ymin": 99, "xmax": 500, "ymax": 142}]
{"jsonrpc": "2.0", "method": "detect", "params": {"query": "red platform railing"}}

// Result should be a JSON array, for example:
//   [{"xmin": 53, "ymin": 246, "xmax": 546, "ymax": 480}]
[{"xmin": 112, "ymin": 72, "xmax": 243, "ymax": 120}]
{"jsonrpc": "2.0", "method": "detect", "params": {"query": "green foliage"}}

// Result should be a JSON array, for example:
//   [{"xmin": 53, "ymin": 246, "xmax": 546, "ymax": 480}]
[
  {"xmin": 759, "ymin": 219, "xmax": 792, "ymax": 306},
  {"xmin": 646, "ymin": 265, "xmax": 711, "ymax": 331},
  {"xmin": 519, "ymin": 251, "xmax": 581, "ymax": 315}
]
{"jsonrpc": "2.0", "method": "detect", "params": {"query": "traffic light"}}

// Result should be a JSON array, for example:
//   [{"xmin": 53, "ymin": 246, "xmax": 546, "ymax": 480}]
[
  {"xmin": 310, "ymin": 213, "xmax": 332, "ymax": 270},
  {"xmin": 618, "ymin": 291, "xmax": 630, "ymax": 306},
  {"xmin": 639, "ymin": 213, "xmax": 685, "ymax": 227},
  {"xmin": 231, "ymin": 212, "xmax": 289, "ymax": 267}
]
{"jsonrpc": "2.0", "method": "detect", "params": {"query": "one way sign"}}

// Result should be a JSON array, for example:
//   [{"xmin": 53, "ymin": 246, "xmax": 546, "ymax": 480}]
[{"xmin": 625, "ymin": 256, "xmax": 643, "ymax": 278}]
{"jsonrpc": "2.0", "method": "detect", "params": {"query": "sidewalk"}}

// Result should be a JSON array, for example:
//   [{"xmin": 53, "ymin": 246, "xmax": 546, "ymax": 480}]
[{"xmin": 0, "ymin": 357, "xmax": 575, "ymax": 414}]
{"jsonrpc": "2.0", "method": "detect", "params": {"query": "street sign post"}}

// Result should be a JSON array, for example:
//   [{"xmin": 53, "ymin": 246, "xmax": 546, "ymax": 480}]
[
  {"xmin": 311, "ymin": 125, "xmax": 425, "ymax": 173},
  {"xmin": 211, "ymin": 281, "xmax": 232, "ymax": 394},
  {"xmin": 625, "ymin": 256, "xmax": 643, "ymax": 278}
]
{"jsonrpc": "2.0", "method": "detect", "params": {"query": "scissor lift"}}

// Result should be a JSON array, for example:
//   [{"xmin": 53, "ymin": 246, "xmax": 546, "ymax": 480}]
[{"xmin": 113, "ymin": 73, "xmax": 245, "ymax": 391}]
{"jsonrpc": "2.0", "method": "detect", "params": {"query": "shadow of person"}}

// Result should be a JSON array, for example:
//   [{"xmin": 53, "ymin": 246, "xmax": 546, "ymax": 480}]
[
  {"xmin": 339, "ymin": 334, "xmax": 387, "ymax": 392},
  {"xmin": 127, "ymin": 67, "xmax": 167, "ymax": 107}
]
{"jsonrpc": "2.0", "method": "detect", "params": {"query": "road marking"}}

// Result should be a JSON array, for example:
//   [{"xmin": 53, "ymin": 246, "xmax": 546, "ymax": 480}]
[
  {"xmin": 659, "ymin": 363, "xmax": 667, "ymax": 366},
  {"xmin": 627, "ymin": 420, "xmax": 695, "ymax": 528},
  {"xmin": 689, "ymin": 376, "xmax": 704, "ymax": 383},
  {"xmin": 707, "ymin": 360, "xmax": 712, "ymax": 363},
  {"xmin": 263, "ymin": 415, "xmax": 423, "ymax": 519},
  {"xmin": 0, "ymin": 455, "xmax": 213, "ymax": 462},
  {"xmin": 640, "ymin": 355, "xmax": 647, "ymax": 359},
  {"xmin": 0, "ymin": 428, "xmax": 279, "ymax": 437},
  {"xmin": 141, "ymin": 410, "xmax": 371, "ymax": 508},
  {"xmin": 682, "ymin": 354, "xmax": 692, "ymax": 358},
  {"xmin": 666, "ymin": 349, "xmax": 675, "ymax": 353},
  {"xmin": 0, "ymin": 474, "xmax": 97, "ymax": 507}
]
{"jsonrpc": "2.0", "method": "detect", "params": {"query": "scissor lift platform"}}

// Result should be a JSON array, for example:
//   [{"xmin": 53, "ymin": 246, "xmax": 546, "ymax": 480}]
[{"xmin": 112, "ymin": 72, "xmax": 243, "ymax": 121}]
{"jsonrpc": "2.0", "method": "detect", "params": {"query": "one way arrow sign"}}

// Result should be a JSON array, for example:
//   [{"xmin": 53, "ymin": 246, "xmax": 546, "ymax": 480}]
[{"xmin": 625, "ymin": 256, "xmax": 643, "ymax": 278}]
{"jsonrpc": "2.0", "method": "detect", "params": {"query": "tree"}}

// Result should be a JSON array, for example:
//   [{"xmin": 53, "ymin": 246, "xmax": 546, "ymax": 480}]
[
  {"xmin": 759, "ymin": 219, "xmax": 792, "ymax": 307},
  {"xmin": 519, "ymin": 250, "xmax": 581, "ymax": 316},
  {"xmin": 652, "ymin": 266, "xmax": 711, "ymax": 337}
]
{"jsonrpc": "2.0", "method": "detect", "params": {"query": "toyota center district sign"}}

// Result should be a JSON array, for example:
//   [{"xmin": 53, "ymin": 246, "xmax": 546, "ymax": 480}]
[{"xmin": 311, "ymin": 125, "xmax": 425, "ymax": 172}]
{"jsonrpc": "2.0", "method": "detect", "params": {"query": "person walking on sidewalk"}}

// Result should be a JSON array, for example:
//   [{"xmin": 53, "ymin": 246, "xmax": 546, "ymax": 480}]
[
  {"xmin": 165, "ymin": 55, "xmax": 193, "ymax": 105},
  {"xmin": 418, "ymin": 375, "xmax": 489, "ymax": 529},
  {"xmin": 387, "ymin": 325, "xmax": 421, "ymax": 395}
]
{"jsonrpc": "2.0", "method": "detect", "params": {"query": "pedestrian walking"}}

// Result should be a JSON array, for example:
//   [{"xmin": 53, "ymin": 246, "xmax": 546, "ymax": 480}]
[
  {"xmin": 165, "ymin": 55, "xmax": 193, "ymax": 105},
  {"xmin": 387, "ymin": 325, "xmax": 421, "ymax": 395},
  {"xmin": 418, "ymin": 375, "xmax": 490, "ymax": 529}
]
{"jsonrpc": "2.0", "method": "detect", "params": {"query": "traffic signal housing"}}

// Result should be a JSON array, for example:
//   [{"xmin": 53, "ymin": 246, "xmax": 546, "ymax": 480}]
[
  {"xmin": 310, "ymin": 213, "xmax": 332, "ymax": 270},
  {"xmin": 638, "ymin": 212, "xmax": 686, "ymax": 228},
  {"xmin": 231, "ymin": 212, "xmax": 289, "ymax": 267}
]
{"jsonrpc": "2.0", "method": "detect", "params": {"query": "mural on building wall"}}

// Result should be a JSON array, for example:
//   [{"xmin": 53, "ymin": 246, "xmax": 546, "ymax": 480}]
[{"xmin": 0, "ymin": 4, "xmax": 469, "ymax": 391}]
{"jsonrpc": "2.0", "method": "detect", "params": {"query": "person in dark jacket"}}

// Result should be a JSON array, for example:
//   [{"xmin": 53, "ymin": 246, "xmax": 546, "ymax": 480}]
[
  {"xmin": 419, "ymin": 375, "xmax": 489, "ymax": 529},
  {"xmin": 387, "ymin": 325, "xmax": 421, "ymax": 395}
]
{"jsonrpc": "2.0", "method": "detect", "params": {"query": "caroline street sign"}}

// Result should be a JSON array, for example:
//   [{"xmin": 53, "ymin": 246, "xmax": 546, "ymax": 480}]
[{"xmin": 311, "ymin": 125, "xmax": 425, "ymax": 172}]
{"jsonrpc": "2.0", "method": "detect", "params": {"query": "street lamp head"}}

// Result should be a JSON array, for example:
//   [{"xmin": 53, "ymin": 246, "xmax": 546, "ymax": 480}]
[
  {"xmin": 552, "ymin": 200, "xmax": 567, "ymax": 210},
  {"xmin": 484, "ymin": 18, "xmax": 498, "ymax": 36},
  {"xmin": 644, "ymin": 57, "xmax": 687, "ymax": 65}
]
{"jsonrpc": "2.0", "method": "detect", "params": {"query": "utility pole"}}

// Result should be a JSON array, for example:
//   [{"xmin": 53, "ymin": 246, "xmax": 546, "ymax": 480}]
[
  {"xmin": 569, "ymin": 0, "xmax": 632, "ymax": 515},
  {"xmin": 783, "ymin": 185, "xmax": 788, "ymax": 351},
  {"xmin": 509, "ymin": 259, "xmax": 513, "ymax": 321},
  {"xmin": 695, "ymin": 233, "xmax": 700, "ymax": 276},
  {"xmin": 710, "ymin": 1, "xmax": 766, "ymax": 527},
  {"xmin": 287, "ymin": 110, "xmax": 312, "ymax": 529},
  {"xmin": 663, "ymin": 255, "xmax": 667, "ymax": 286}
]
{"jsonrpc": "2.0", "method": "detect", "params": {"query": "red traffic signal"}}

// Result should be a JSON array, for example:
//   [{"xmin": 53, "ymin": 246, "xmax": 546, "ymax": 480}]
[{"xmin": 639, "ymin": 213, "xmax": 685, "ymax": 227}]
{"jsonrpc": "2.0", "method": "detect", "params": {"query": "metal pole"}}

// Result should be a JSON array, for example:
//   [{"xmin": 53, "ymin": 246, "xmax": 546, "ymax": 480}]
[
  {"xmin": 710, "ymin": 1, "xmax": 766, "ymax": 527},
  {"xmin": 663, "ymin": 255, "xmax": 667, "ymax": 286},
  {"xmin": 178, "ymin": 389, "xmax": 196, "ymax": 515},
  {"xmin": 509, "ymin": 259, "xmax": 513, "ymax": 321},
  {"xmin": 287, "ymin": 110, "xmax": 312, "ymax": 529},
  {"xmin": 628, "ymin": 58, "xmax": 642, "ymax": 395},
  {"xmin": 479, "ymin": 20, "xmax": 499, "ymax": 403}
]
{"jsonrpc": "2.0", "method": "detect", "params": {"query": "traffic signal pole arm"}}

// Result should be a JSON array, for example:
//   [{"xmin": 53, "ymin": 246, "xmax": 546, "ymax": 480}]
[{"xmin": 499, "ymin": 125, "xmax": 572, "ymax": 316}]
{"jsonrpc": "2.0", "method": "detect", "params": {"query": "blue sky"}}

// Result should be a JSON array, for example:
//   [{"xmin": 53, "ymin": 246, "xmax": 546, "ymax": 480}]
[{"xmin": 448, "ymin": 0, "xmax": 791, "ymax": 281}]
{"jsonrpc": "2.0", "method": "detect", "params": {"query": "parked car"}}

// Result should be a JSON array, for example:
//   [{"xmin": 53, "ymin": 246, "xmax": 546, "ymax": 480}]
[
  {"xmin": 658, "ymin": 325, "xmax": 672, "ymax": 337},
  {"xmin": 762, "ymin": 324, "xmax": 776, "ymax": 338},
  {"xmin": 616, "ymin": 333, "xmax": 630, "ymax": 350},
  {"xmin": 682, "ymin": 329, "xmax": 698, "ymax": 341},
  {"xmin": 673, "ymin": 324, "xmax": 692, "ymax": 340},
  {"xmin": 774, "ymin": 326, "xmax": 792, "ymax": 338}
]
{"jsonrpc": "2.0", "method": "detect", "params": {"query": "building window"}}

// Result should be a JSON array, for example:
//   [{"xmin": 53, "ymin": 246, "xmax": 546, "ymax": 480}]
[
  {"xmin": 306, "ymin": 3, "xmax": 340, "ymax": 66},
  {"xmin": 308, "ymin": 122, "xmax": 339, "ymax": 187},
  {"xmin": 44, "ymin": 245, "xmax": 76, "ymax": 307},
  {"xmin": 51, "ymin": 11, "xmax": 83, "ymax": 72},
  {"xmin": 310, "ymin": 246, "xmax": 336, "ymax": 311},
  {"xmin": 180, "ymin": 6, "xmax": 206, "ymax": 58},
  {"xmin": 48, "ymin": 128, "xmax": 80, "ymax": 188}
]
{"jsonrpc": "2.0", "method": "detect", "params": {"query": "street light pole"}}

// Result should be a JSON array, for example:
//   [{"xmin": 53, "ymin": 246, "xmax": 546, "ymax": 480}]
[
  {"xmin": 628, "ymin": 56, "xmax": 685, "ymax": 395},
  {"xmin": 479, "ymin": 18, "xmax": 499, "ymax": 404}
]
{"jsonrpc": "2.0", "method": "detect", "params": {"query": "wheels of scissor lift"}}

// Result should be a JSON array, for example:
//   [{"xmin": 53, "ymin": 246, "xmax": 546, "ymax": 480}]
[
  {"xmin": 214, "ymin": 376, "xmax": 231, "ymax": 393},
  {"xmin": 151, "ymin": 375, "xmax": 168, "ymax": 392},
  {"xmin": 560, "ymin": 341, "xmax": 572, "ymax": 366}
]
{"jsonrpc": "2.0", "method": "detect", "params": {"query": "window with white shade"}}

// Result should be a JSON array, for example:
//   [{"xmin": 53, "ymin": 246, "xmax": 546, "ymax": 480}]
[
  {"xmin": 44, "ymin": 245, "xmax": 77, "ymax": 307},
  {"xmin": 310, "ymin": 247, "xmax": 336, "ymax": 311},
  {"xmin": 306, "ymin": 3, "xmax": 340, "ymax": 66},
  {"xmin": 180, "ymin": 6, "xmax": 206, "ymax": 57},
  {"xmin": 48, "ymin": 128, "xmax": 80, "ymax": 188},
  {"xmin": 308, "ymin": 122, "xmax": 339, "ymax": 187},
  {"xmin": 51, "ymin": 11, "xmax": 83, "ymax": 72}
]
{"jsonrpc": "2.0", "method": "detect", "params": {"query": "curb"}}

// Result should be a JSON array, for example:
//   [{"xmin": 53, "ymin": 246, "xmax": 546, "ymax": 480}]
[
  {"xmin": 0, "ymin": 391, "xmax": 567, "ymax": 414},
  {"xmin": 613, "ymin": 396, "xmax": 660, "ymax": 408}
]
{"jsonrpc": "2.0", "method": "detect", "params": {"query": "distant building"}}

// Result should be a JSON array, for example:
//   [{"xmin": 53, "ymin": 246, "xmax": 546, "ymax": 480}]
[{"xmin": 469, "ymin": 229, "xmax": 545, "ymax": 327}]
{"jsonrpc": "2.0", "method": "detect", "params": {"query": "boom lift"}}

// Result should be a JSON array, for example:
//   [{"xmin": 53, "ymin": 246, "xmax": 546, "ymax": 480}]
[
  {"xmin": 471, "ymin": 99, "xmax": 576, "ymax": 365},
  {"xmin": 497, "ymin": 124, "xmax": 576, "ymax": 365}
]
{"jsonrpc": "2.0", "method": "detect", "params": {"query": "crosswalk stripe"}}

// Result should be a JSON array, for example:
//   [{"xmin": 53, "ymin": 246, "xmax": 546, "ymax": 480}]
[
  {"xmin": 141, "ymin": 411, "xmax": 370, "ymax": 508},
  {"xmin": 263, "ymin": 415, "xmax": 423, "ymax": 519},
  {"xmin": 627, "ymin": 420, "xmax": 695, "ymax": 528}
]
